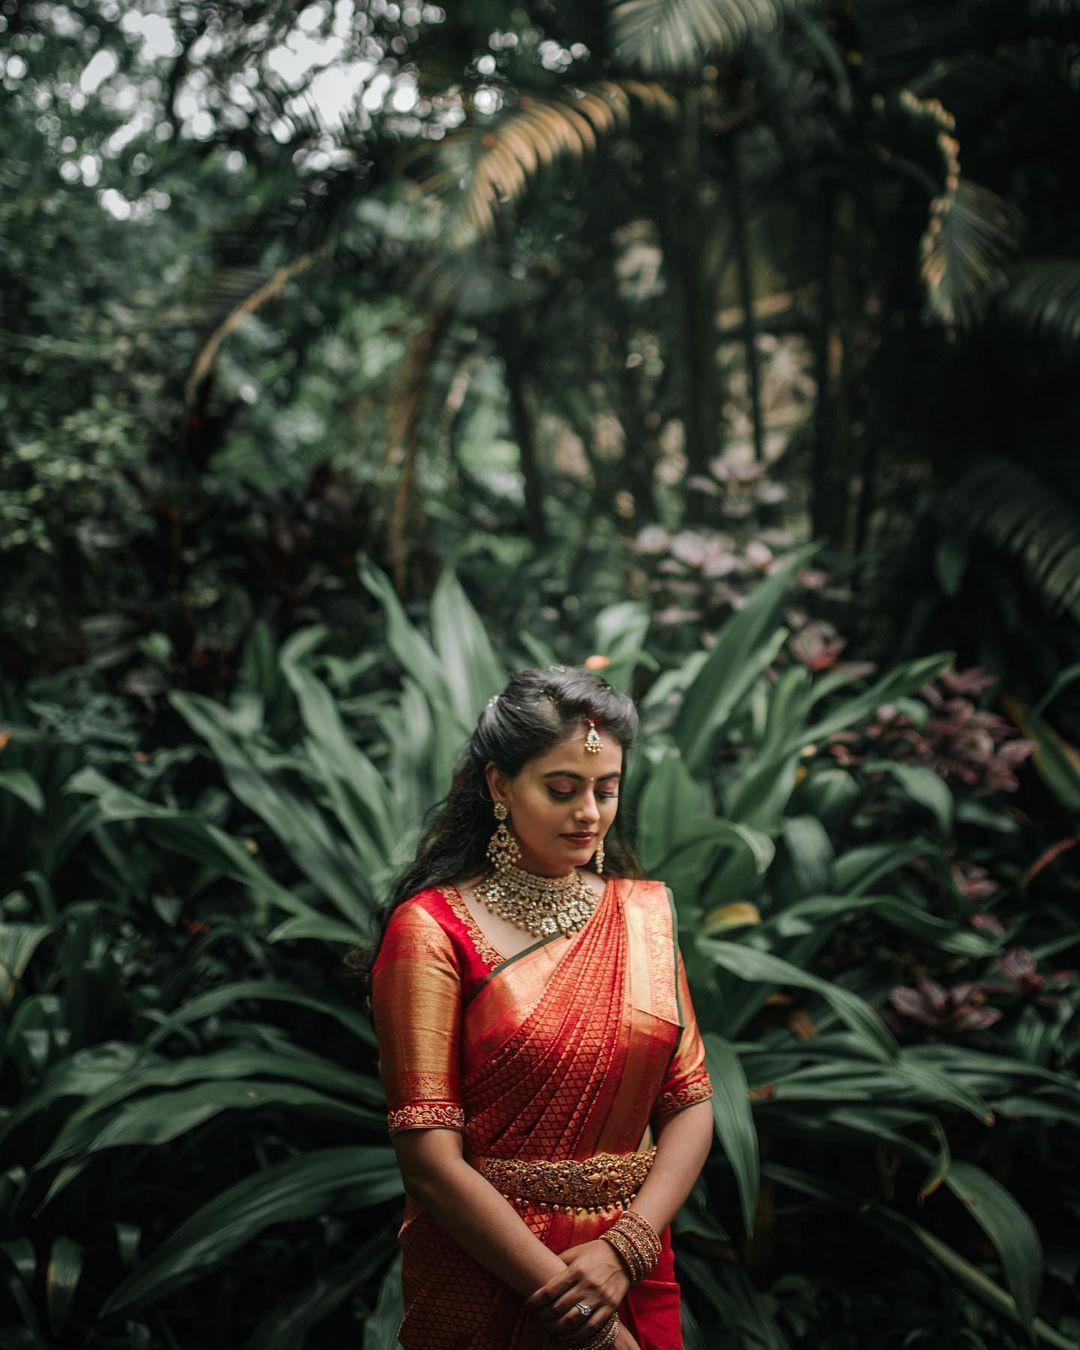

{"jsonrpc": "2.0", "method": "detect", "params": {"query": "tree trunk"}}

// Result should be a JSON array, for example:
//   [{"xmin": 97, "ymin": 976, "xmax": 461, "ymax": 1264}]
[
  {"xmin": 811, "ymin": 179, "xmax": 847, "ymax": 548},
  {"xmin": 729, "ymin": 131, "xmax": 765, "ymax": 464},
  {"xmin": 502, "ymin": 345, "xmax": 548, "ymax": 547},
  {"xmin": 657, "ymin": 88, "xmax": 718, "ymax": 517}
]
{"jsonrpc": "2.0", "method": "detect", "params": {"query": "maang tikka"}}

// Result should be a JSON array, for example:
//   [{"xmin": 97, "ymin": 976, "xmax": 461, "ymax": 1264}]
[{"xmin": 584, "ymin": 717, "xmax": 603, "ymax": 754}]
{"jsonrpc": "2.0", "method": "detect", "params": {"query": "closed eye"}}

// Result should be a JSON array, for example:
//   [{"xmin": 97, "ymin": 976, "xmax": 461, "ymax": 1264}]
[{"xmin": 549, "ymin": 788, "xmax": 618, "ymax": 801}]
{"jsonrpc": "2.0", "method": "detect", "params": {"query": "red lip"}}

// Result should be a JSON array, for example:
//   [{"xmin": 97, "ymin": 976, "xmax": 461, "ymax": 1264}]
[{"xmin": 561, "ymin": 833, "xmax": 596, "ymax": 841}]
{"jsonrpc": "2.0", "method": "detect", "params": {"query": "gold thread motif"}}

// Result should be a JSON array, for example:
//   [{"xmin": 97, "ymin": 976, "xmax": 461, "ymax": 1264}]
[
  {"xmin": 468, "ymin": 1146, "xmax": 657, "ymax": 1213},
  {"xmin": 653, "ymin": 1074, "xmax": 713, "ymax": 1121},
  {"xmin": 440, "ymin": 883, "xmax": 505, "ymax": 968},
  {"xmin": 388, "ymin": 1102, "xmax": 465, "ymax": 1134}
]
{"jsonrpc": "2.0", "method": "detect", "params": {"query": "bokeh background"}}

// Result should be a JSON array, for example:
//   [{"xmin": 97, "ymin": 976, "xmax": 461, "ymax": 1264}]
[{"xmin": 2, "ymin": 1, "xmax": 1080, "ymax": 1346}]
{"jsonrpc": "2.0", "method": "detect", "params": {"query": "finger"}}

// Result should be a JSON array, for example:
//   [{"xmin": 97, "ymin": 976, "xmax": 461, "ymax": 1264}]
[
  {"xmin": 552, "ymin": 1302, "xmax": 612, "ymax": 1345},
  {"xmin": 522, "ymin": 1269, "xmax": 576, "ymax": 1312}
]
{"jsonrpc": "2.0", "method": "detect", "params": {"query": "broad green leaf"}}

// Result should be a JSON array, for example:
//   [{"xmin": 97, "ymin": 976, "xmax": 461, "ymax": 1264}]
[
  {"xmin": 863, "ymin": 759, "xmax": 954, "ymax": 833},
  {"xmin": 0, "ymin": 924, "xmax": 54, "ymax": 998},
  {"xmin": 169, "ymin": 691, "xmax": 370, "ymax": 925},
  {"xmin": 357, "ymin": 556, "xmax": 446, "ymax": 707},
  {"xmin": 363, "ymin": 1250, "xmax": 406, "ymax": 1350},
  {"xmin": 36, "ymin": 1047, "xmax": 385, "ymax": 1171},
  {"xmin": 762, "ymin": 1164, "xmax": 1076, "ymax": 1349},
  {"xmin": 0, "ymin": 1043, "xmax": 141, "ymax": 1142},
  {"xmin": 39, "ymin": 1082, "xmax": 383, "ymax": 1207},
  {"xmin": 791, "ymin": 653, "xmax": 955, "ymax": 756},
  {"xmin": 779, "ymin": 815, "xmax": 833, "ymax": 895},
  {"xmin": 266, "ymin": 914, "xmax": 370, "ymax": 946},
  {"xmin": 45, "ymin": 1236, "xmax": 83, "ymax": 1336},
  {"xmin": 141, "ymin": 980, "xmax": 376, "ymax": 1052},
  {"xmin": 673, "ymin": 544, "xmax": 818, "ymax": 773},
  {"xmin": 98, "ymin": 1147, "xmax": 402, "ymax": 1316},
  {"xmin": 430, "ymin": 567, "xmax": 506, "ymax": 726},
  {"xmin": 944, "ymin": 1160, "xmax": 1043, "ymax": 1330},
  {"xmin": 247, "ymin": 1229, "xmax": 397, "ymax": 1350},
  {"xmin": 0, "ymin": 770, "xmax": 44, "ymax": 814},
  {"xmin": 703, "ymin": 1033, "xmax": 758, "ymax": 1238},
  {"xmin": 698, "ymin": 938, "xmax": 898, "ymax": 1061}
]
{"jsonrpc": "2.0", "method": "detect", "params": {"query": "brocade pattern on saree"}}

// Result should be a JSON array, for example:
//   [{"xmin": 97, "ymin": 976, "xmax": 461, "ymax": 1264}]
[{"xmin": 370, "ymin": 875, "xmax": 713, "ymax": 1348}]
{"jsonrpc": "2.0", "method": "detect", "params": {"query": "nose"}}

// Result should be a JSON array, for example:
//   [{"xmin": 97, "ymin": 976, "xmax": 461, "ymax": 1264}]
[{"xmin": 574, "ymin": 792, "xmax": 602, "ymax": 826}]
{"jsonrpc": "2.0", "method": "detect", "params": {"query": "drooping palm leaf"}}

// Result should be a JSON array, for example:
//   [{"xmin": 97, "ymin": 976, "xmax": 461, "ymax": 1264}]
[
  {"xmin": 920, "ymin": 178, "xmax": 1022, "ymax": 327},
  {"xmin": 945, "ymin": 455, "xmax": 1080, "ymax": 616},
  {"xmin": 418, "ymin": 82, "xmax": 677, "ymax": 242},
  {"xmin": 610, "ymin": 0, "xmax": 825, "ymax": 73},
  {"xmin": 994, "ymin": 260, "xmax": 1080, "ymax": 355}
]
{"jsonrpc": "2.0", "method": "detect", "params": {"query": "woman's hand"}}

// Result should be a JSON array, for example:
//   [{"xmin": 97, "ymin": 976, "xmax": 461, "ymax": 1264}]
[{"xmin": 521, "ymin": 1239, "xmax": 631, "ymax": 1344}]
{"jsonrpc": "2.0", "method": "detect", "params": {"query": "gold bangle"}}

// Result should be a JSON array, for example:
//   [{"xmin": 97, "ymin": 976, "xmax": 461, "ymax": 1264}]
[
  {"xmin": 573, "ymin": 1310, "xmax": 621, "ymax": 1348},
  {"xmin": 599, "ymin": 1227, "xmax": 645, "ymax": 1282},
  {"xmin": 603, "ymin": 1210, "xmax": 661, "ymax": 1280},
  {"xmin": 619, "ymin": 1208, "xmax": 662, "ymax": 1260}
]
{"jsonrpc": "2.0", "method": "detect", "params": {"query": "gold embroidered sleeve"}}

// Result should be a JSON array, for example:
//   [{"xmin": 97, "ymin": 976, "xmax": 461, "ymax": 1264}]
[
  {"xmin": 650, "ymin": 944, "xmax": 714, "ymax": 1128},
  {"xmin": 371, "ymin": 901, "xmax": 465, "ymax": 1137}
]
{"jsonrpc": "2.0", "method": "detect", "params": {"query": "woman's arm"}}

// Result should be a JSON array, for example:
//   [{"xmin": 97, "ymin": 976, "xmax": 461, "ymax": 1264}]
[
  {"xmin": 618, "ymin": 1098, "xmax": 714, "ymax": 1235},
  {"xmin": 393, "ymin": 1126, "xmax": 569, "ymax": 1297},
  {"xmin": 397, "ymin": 1129, "xmax": 641, "ymax": 1347}
]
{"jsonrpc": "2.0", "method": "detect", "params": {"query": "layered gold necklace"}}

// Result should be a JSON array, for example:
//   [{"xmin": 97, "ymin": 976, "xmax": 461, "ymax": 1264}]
[{"xmin": 474, "ymin": 861, "xmax": 599, "ymax": 938}]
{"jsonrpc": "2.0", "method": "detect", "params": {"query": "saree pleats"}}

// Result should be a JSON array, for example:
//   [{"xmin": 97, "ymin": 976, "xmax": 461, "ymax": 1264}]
[{"xmin": 370, "ymin": 875, "xmax": 714, "ymax": 1349}]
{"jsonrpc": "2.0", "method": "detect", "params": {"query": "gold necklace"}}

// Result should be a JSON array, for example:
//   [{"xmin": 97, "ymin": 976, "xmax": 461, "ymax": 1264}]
[{"xmin": 474, "ymin": 861, "xmax": 599, "ymax": 938}]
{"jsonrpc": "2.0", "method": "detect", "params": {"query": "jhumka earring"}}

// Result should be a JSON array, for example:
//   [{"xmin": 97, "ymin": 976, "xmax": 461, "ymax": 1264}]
[
  {"xmin": 584, "ymin": 717, "xmax": 603, "ymax": 754},
  {"xmin": 486, "ymin": 801, "xmax": 522, "ymax": 870},
  {"xmin": 594, "ymin": 837, "xmax": 605, "ymax": 873}
]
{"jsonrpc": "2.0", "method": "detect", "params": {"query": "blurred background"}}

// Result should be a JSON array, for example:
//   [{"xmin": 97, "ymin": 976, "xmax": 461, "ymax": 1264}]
[{"xmin": 2, "ymin": 1, "xmax": 1080, "ymax": 1347}]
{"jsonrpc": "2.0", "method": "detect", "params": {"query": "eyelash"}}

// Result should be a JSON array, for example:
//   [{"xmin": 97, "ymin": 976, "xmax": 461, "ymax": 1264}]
[{"xmin": 549, "ymin": 788, "xmax": 619, "ymax": 801}]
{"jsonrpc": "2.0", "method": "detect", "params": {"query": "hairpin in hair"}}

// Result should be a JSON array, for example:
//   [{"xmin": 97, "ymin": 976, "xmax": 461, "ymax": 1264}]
[{"xmin": 486, "ymin": 694, "xmax": 499, "ymax": 708}]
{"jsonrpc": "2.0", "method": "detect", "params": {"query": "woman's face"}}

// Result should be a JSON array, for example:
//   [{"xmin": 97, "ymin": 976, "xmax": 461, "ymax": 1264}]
[{"xmin": 486, "ymin": 728, "xmax": 623, "ymax": 876}]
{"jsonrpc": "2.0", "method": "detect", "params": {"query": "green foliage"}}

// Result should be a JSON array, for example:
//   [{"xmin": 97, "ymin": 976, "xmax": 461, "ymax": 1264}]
[{"xmin": 4, "ymin": 559, "xmax": 1077, "ymax": 1345}]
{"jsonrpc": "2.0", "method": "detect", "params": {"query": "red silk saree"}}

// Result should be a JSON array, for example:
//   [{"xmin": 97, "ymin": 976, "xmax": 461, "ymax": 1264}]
[{"xmin": 370, "ymin": 874, "xmax": 714, "ymax": 1348}]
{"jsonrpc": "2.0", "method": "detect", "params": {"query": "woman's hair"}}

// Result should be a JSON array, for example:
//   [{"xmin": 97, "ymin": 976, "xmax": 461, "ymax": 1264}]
[{"xmin": 342, "ymin": 664, "xmax": 644, "ymax": 1009}]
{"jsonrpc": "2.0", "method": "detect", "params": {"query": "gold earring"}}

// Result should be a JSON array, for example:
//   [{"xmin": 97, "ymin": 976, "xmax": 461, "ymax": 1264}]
[
  {"xmin": 594, "ymin": 837, "xmax": 605, "ymax": 873},
  {"xmin": 486, "ymin": 801, "xmax": 521, "ymax": 870}
]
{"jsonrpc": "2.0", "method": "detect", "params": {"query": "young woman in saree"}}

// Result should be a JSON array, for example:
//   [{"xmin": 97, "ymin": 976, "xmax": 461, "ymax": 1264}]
[{"xmin": 357, "ymin": 666, "xmax": 715, "ymax": 1348}]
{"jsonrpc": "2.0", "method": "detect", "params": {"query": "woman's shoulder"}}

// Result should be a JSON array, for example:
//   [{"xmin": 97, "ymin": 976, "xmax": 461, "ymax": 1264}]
[
  {"xmin": 618, "ymin": 875, "xmax": 672, "ymax": 904},
  {"xmin": 379, "ymin": 886, "xmax": 461, "ymax": 949}
]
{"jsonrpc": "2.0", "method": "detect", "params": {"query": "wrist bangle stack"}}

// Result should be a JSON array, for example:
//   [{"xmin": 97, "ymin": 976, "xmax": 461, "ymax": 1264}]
[
  {"xmin": 562, "ymin": 1310, "xmax": 621, "ymax": 1348},
  {"xmin": 598, "ymin": 1208, "xmax": 662, "ymax": 1284}
]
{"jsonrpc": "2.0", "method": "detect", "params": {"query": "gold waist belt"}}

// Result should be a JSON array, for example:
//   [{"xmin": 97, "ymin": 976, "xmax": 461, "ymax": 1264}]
[{"xmin": 468, "ymin": 1146, "xmax": 657, "ymax": 1214}]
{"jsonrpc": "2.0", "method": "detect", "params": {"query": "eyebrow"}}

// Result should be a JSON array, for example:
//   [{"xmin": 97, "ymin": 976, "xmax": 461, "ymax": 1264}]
[{"xmin": 542, "ymin": 770, "xmax": 622, "ymax": 780}]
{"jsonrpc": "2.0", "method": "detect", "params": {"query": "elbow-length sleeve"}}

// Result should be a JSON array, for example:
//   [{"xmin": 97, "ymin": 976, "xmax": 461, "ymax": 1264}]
[
  {"xmin": 370, "ymin": 899, "xmax": 465, "ymax": 1137},
  {"xmin": 650, "ymin": 943, "xmax": 714, "ymax": 1129}
]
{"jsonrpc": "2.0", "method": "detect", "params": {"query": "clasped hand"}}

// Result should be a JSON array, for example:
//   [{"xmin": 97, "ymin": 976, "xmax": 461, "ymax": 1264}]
[{"xmin": 522, "ymin": 1239, "xmax": 639, "ymax": 1347}]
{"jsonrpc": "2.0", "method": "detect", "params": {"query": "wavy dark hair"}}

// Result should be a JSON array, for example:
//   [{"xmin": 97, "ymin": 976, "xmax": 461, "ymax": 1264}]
[{"xmin": 342, "ymin": 665, "xmax": 644, "ymax": 1012}]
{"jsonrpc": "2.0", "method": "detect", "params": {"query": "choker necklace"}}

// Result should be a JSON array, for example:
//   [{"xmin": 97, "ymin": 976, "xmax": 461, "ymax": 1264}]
[{"xmin": 474, "ymin": 861, "xmax": 600, "ymax": 939}]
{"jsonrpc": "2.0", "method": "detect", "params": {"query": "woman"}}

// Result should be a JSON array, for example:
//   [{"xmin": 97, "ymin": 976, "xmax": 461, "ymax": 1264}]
[{"xmin": 354, "ymin": 665, "xmax": 714, "ymax": 1348}]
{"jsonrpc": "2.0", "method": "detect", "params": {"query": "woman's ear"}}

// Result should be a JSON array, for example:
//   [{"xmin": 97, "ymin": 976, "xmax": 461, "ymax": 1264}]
[{"xmin": 484, "ymin": 761, "xmax": 505, "ymax": 807}]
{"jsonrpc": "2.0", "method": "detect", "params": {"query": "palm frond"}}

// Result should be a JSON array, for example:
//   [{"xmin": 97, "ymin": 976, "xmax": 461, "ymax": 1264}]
[
  {"xmin": 920, "ymin": 177, "xmax": 1022, "ymax": 329},
  {"xmin": 885, "ymin": 89, "xmax": 1023, "ymax": 330},
  {"xmin": 948, "ymin": 456, "xmax": 1080, "ymax": 616},
  {"xmin": 993, "ymin": 261, "xmax": 1080, "ymax": 355},
  {"xmin": 610, "ymin": 0, "xmax": 824, "ymax": 74},
  {"xmin": 185, "ymin": 252, "xmax": 322, "ymax": 405},
  {"xmin": 417, "ymin": 82, "xmax": 678, "ymax": 244}
]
